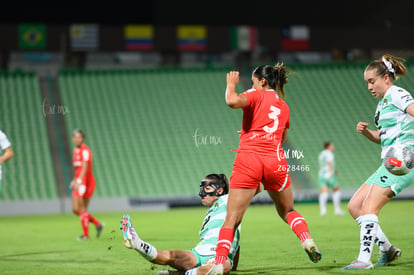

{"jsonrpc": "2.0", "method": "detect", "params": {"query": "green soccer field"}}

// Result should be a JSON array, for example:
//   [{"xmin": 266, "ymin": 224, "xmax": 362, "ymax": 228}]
[{"xmin": 1, "ymin": 201, "xmax": 414, "ymax": 275}]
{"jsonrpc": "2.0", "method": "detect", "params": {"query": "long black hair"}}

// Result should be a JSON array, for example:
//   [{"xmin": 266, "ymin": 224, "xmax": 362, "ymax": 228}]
[{"xmin": 253, "ymin": 62, "xmax": 289, "ymax": 98}]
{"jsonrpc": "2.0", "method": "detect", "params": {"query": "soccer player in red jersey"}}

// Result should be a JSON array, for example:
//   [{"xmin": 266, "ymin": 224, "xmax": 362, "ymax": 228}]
[
  {"xmin": 208, "ymin": 64, "xmax": 322, "ymax": 274},
  {"xmin": 70, "ymin": 129, "xmax": 103, "ymax": 240}
]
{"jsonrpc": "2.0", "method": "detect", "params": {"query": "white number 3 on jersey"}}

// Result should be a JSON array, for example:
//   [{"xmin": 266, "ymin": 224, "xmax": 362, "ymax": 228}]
[{"xmin": 263, "ymin": 106, "xmax": 281, "ymax": 133}]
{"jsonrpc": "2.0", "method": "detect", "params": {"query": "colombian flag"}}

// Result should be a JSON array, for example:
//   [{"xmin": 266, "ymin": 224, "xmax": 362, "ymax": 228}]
[
  {"xmin": 125, "ymin": 25, "xmax": 154, "ymax": 51},
  {"xmin": 177, "ymin": 25, "xmax": 207, "ymax": 51}
]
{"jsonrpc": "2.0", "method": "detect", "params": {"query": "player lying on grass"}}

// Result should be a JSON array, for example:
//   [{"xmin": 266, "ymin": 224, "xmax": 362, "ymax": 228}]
[{"xmin": 120, "ymin": 174, "xmax": 240, "ymax": 275}]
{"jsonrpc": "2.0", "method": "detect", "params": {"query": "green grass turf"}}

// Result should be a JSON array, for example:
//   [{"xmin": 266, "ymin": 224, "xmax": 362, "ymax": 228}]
[{"xmin": 1, "ymin": 201, "xmax": 414, "ymax": 274}]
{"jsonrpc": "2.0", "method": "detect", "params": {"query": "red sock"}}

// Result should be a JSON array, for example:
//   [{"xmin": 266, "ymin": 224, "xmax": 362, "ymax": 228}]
[
  {"xmin": 79, "ymin": 212, "xmax": 89, "ymax": 237},
  {"xmin": 88, "ymin": 214, "xmax": 100, "ymax": 226},
  {"xmin": 214, "ymin": 228, "xmax": 235, "ymax": 265},
  {"xmin": 286, "ymin": 211, "xmax": 311, "ymax": 243}
]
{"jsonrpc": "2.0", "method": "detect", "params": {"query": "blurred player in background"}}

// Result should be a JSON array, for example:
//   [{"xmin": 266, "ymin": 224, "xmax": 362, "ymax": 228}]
[
  {"xmin": 318, "ymin": 141, "xmax": 344, "ymax": 216},
  {"xmin": 71, "ymin": 129, "xmax": 103, "ymax": 240},
  {"xmin": 0, "ymin": 130, "xmax": 14, "ymax": 192},
  {"xmin": 208, "ymin": 64, "xmax": 321, "ymax": 275},
  {"xmin": 344, "ymin": 54, "xmax": 413, "ymax": 269},
  {"xmin": 120, "ymin": 174, "xmax": 240, "ymax": 275}
]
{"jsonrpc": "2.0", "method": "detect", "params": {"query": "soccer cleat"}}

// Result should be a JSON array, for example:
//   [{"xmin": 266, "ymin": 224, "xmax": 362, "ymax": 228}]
[
  {"xmin": 96, "ymin": 223, "xmax": 104, "ymax": 238},
  {"xmin": 76, "ymin": 235, "xmax": 90, "ymax": 241},
  {"xmin": 205, "ymin": 264, "xmax": 223, "ymax": 275},
  {"xmin": 342, "ymin": 260, "xmax": 374, "ymax": 270},
  {"xmin": 302, "ymin": 239, "xmax": 322, "ymax": 263},
  {"xmin": 119, "ymin": 214, "xmax": 139, "ymax": 249},
  {"xmin": 374, "ymin": 245, "xmax": 401, "ymax": 267}
]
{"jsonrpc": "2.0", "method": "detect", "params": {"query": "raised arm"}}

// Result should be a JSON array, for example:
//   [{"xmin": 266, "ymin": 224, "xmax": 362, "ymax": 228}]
[
  {"xmin": 225, "ymin": 71, "xmax": 248, "ymax": 109},
  {"xmin": 356, "ymin": 122, "xmax": 380, "ymax": 144}
]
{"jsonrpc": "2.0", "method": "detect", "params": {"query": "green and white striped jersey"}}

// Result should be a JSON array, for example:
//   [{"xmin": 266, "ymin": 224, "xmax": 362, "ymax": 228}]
[
  {"xmin": 318, "ymin": 149, "xmax": 334, "ymax": 179},
  {"xmin": 194, "ymin": 195, "xmax": 241, "ymax": 260},
  {"xmin": 374, "ymin": 85, "xmax": 414, "ymax": 158}
]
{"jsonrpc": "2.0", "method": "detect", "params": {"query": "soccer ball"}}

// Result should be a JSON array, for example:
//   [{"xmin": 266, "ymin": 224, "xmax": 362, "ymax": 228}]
[{"xmin": 383, "ymin": 144, "xmax": 414, "ymax": 175}]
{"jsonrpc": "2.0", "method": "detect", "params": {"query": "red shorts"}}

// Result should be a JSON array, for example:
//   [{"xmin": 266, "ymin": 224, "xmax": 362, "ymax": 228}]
[
  {"xmin": 230, "ymin": 151, "xmax": 291, "ymax": 191},
  {"xmin": 72, "ymin": 178, "xmax": 96, "ymax": 199}
]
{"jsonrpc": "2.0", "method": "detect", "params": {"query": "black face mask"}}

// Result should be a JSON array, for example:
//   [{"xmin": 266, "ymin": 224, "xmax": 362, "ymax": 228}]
[{"xmin": 199, "ymin": 181, "xmax": 221, "ymax": 197}]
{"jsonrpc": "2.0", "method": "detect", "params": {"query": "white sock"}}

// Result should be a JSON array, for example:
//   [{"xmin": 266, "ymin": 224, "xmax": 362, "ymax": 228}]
[
  {"xmin": 185, "ymin": 267, "xmax": 198, "ymax": 275},
  {"xmin": 135, "ymin": 238, "xmax": 158, "ymax": 261},
  {"xmin": 375, "ymin": 225, "xmax": 392, "ymax": 252},
  {"xmin": 319, "ymin": 192, "xmax": 328, "ymax": 215},
  {"xmin": 332, "ymin": 190, "xmax": 342, "ymax": 212},
  {"xmin": 356, "ymin": 216, "xmax": 391, "ymax": 253},
  {"xmin": 357, "ymin": 214, "xmax": 378, "ymax": 263}
]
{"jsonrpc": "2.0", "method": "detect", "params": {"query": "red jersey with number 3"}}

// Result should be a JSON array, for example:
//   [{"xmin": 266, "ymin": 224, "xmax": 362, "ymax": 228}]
[
  {"xmin": 73, "ymin": 144, "xmax": 94, "ymax": 182},
  {"xmin": 237, "ymin": 89, "xmax": 290, "ymax": 155}
]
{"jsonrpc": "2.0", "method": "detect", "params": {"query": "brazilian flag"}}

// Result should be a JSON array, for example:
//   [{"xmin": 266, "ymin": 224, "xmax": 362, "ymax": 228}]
[{"xmin": 18, "ymin": 24, "xmax": 46, "ymax": 49}]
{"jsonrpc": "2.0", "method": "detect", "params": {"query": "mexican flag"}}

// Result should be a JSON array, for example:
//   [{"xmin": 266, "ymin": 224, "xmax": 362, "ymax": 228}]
[{"xmin": 231, "ymin": 26, "xmax": 257, "ymax": 51}]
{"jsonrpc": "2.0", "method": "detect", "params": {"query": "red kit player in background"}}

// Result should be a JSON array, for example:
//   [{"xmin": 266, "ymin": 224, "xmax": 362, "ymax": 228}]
[
  {"xmin": 208, "ymin": 64, "xmax": 322, "ymax": 274},
  {"xmin": 70, "ymin": 129, "xmax": 103, "ymax": 240}
]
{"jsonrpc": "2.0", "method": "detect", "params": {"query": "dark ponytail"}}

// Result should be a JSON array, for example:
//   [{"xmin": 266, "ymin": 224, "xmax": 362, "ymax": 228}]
[{"xmin": 253, "ymin": 62, "xmax": 290, "ymax": 98}]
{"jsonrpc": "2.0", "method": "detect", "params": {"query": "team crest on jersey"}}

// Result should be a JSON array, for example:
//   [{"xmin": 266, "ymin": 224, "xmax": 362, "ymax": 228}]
[{"xmin": 380, "ymin": 99, "xmax": 389, "ymax": 108}]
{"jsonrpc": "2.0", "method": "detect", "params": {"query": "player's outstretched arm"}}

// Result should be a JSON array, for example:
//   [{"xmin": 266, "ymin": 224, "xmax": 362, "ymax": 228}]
[
  {"xmin": 225, "ymin": 71, "xmax": 248, "ymax": 109},
  {"xmin": 356, "ymin": 122, "xmax": 380, "ymax": 144}
]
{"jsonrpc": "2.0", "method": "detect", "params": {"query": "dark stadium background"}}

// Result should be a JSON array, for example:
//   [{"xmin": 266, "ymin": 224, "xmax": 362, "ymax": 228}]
[{"xmin": 2, "ymin": 2, "xmax": 414, "ymax": 26}]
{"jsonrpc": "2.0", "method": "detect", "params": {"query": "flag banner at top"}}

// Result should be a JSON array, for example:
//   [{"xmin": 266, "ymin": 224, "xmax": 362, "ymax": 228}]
[
  {"xmin": 281, "ymin": 25, "xmax": 309, "ymax": 51},
  {"xmin": 70, "ymin": 24, "xmax": 99, "ymax": 50},
  {"xmin": 18, "ymin": 24, "xmax": 46, "ymax": 49},
  {"xmin": 231, "ymin": 26, "xmax": 257, "ymax": 51},
  {"xmin": 124, "ymin": 25, "xmax": 154, "ymax": 51},
  {"xmin": 177, "ymin": 25, "xmax": 207, "ymax": 51}
]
